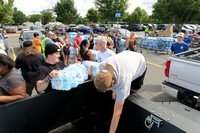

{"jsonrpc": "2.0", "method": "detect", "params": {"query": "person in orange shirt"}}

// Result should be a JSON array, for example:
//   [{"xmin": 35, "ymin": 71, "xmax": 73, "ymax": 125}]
[
  {"xmin": 125, "ymin": 32, "xmax": 137, "ymax": 49},
  {"xmin": 33, "ymin": 32, "xmax": 42, "ymax": 52}
]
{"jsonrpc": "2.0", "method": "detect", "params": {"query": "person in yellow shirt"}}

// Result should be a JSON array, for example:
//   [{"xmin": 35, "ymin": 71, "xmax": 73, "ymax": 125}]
[{"xmin": 33, "ymin": 32, "xmax": 42, "ymax": 52}]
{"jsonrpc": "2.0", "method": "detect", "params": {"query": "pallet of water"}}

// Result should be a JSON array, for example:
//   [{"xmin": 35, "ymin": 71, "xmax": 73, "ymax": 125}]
[{"xmin": 51, "ymin": 64, "xmax": 88, "ymax": 91}]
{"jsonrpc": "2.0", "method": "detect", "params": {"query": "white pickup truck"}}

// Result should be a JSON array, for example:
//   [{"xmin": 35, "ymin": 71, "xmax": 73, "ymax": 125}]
[{"xmin": 162, "ymin": 48, "xmax": 200, "ymax": 106}]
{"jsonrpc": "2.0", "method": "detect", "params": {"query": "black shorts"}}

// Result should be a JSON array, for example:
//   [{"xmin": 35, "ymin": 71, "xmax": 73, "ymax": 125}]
[{"xmin": 131, "ymin": 68, "xmax": 147, "ymax": 90}]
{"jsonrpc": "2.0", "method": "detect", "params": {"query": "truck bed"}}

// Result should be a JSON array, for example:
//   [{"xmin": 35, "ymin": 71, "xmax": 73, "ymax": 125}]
[
  {"xmin": 1, "ymin": 80, "xmax": 200, "ymax": 133},
  {"xmin": 175, "ymin": 48, "xmax": 200, "ymax": 62}
]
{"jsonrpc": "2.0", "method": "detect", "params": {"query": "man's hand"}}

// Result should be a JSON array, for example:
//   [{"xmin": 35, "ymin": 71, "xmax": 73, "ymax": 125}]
[
  {"xmin": 49, "ymin": 70, "xmax": 59, "ymax": 79},
  {"xmin": 112, "ymin": 90, "xmax": 116, "ymax": 100}
]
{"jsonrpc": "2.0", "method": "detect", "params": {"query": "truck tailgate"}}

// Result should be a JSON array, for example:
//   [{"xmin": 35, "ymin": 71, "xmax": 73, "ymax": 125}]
[{"xmin": 168, "ymin": 57, "xmax": 200, "ymax": 93}]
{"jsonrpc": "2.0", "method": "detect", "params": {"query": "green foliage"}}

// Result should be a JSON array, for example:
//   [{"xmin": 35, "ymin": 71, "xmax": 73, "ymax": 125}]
[
  {"xmin": 95, "ymin": 0, "xmax": 129, "ymax": 22},
  {"xmin": 152, "ymin": 0, "xmax": 200, "ymax": 27},
  {"xmin": 29, "ymin": 14, "xmax": 41, "ymax": 23},
  {"xmin": 0, "ymin": 0, "xmax": 14, "ymax": 25},
  {"xmin": 77, "ymin": 16, "xmax": 89, "ymax": 24},
  {"xmin": 86, "ymin": 8, "xmax": 99, "ymax": 23},
  {"xmin": 41, "ymin": 9, "xmax": 54, "ymax": 25},
  {"xmin": 12, "ymin": 7, "xmax": 27, "ymax": 25},
  {"xmin": 127, "ymin": 7, "xmax": 149, "ymax": 24},
  {"xmin": 54, "ymin": 0, "xmax": 79, "ymax": 24}
]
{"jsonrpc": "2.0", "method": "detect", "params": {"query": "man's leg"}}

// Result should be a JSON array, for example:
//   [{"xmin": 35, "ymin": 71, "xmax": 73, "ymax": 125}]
[{"xmin": 130, "ymin": 69, "xmax": 147, "ymax": 94}]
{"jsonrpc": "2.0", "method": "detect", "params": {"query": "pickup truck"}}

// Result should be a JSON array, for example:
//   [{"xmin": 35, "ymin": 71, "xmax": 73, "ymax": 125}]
[
  {"xmin": 1, "ymin": 80, "xmax": 200, "ymax": 133},
  {"xmin": 162, "ymin": 48, "xmax": 200, "ymax": 107}
]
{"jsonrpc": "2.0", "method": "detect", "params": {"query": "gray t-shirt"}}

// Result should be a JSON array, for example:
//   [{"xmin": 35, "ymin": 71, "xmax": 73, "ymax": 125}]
[
  {"xmin": 99, "ymin": 51, "xmax": 146, "ymax": 102},
  {"xmin": 0, "ymin": 69, "xmax": 25, "ymax": 96}
]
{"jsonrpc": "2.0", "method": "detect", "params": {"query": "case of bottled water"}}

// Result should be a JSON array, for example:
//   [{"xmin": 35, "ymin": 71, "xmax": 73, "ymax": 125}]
[
  {"xmin": 82, "ymin": 61, "xmax": 100, "ymax": 77},
  {"xmin": 51, "ymin": 64, "xmax": 88, "ymax": 91}
]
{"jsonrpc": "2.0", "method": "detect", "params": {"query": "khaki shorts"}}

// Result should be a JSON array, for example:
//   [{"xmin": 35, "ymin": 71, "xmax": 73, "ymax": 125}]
[{"xmin": 74, "ymin": 48, "xmax": 80, "ymax": 55}]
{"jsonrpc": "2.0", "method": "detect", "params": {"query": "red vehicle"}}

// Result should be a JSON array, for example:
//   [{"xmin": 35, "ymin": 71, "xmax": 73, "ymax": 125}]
[
  {"xmin": 17, "ymin": 25, "xmax": 23, "ymax": 30},
  {"xmin": 6, "ymin": 27, "xmax": 16, "ymax": 33}
]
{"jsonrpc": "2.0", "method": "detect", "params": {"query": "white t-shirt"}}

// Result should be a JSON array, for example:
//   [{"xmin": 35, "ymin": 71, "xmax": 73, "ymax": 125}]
[
  {"xmin": 99, "ymin": 51, "xmax": 146, "ymax": 102},
  {"xmin": 97, "ymin": 49, "xmax": 116, "ymax": 63}
]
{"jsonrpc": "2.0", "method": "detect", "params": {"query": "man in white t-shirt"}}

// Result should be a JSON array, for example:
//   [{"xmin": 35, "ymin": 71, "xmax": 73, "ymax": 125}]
[
  {"xmin": 94, "ymin": 51, "xmax": 147, "ymax": 133},
  {"xmin": 95, "ymin": 36, "xmax": 116, "ymax": 63}
]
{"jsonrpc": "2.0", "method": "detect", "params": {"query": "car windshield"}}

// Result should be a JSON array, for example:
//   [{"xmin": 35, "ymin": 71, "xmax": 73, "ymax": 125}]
[
  {"xmin": 23, "ymin": 26, "xmax": 29, "ymax": 29},
  {"xmin": 118, "ymin": 29, "xmax": 131, "ymax": 35},
  {"xmin": 33, "ymin": 27, "xmax": 43, "ymax": 30}
]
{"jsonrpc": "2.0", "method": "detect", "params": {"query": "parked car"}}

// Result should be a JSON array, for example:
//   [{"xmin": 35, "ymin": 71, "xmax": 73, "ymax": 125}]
[
  {"xmin": 78, "ymin": 26, "xmax": 93, "ymax": 34},
  {"xmin": 45, "ymin": 24, "xmax": 56, "ymax": 31},
  {"xmin": 30, "ymin": 26, "xmax": 44, "ymax": 32},
  {"xmin": 127, "ymin": 24, "xmax": 144, "ymax": 31},
  {"xmin": 92, "ymin": 26, "xmax": 105, "ymax": 33},
  {"xmin": 173, "ymin": 25, "xmax": 193, "ymax": 34},
  {"xmin": 120, "ymin": 25, "xmax": 129, "ymax": 29},
  {"xmin": 17, "ymin": 25, "xmax": 23, "ymax": 30},
  {"xmin": 19, "ymin": 30, "xmax": 42, "ymax": 48},
  {"xmin": 109, "ymin": 28, "xmax": 138, "ymax": 40},
  {"xmin": 143, "ymin": 24, "xmax": 152, "ymax": 30},
  {"xmin": 183, "ymin": 25, "xmax": 195, "ymax": 33},
  {"xmin": 6, "ymin": 27, "xmax": 16, "ymax": 33},
  {"xmin": 67, "ymin": 24, "xmax": 79, "ymax": 32},
  {"xmin": 157, "ymin": 24, "xmax": 166, "ymax": 30},
  {"xmin": 0, "ymin": 33, "xmax": 8, "ymax": 54},
  {"xmin": 54, "ymin": 25, "xmax": 67, "ymax": 35},
  {"xmin": 22, "ymin": 26, "xmax": 30, "ymax": 31},
  {"xmin": 99, "ymin": 24, "xmax": 108, "ymax": 31}
]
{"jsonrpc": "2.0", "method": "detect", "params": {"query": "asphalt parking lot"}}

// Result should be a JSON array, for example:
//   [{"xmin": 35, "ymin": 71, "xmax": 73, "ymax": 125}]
[{"xmin": 5, "ymin": 32, "xmax": 178, "ymax": 102}]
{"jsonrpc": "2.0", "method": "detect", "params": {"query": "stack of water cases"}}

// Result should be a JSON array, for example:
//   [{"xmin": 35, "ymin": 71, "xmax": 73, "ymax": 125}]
[
  {"xmin": 82, "ymin": 61, "xmax": 100, "ymax": 77},
  {"xmin": 51, "ymin": 64, "xmax": 88, "ymax": 91},
  {"xmin": 139, "ymin": 37, "xmax": 174, "ymax": 52}
]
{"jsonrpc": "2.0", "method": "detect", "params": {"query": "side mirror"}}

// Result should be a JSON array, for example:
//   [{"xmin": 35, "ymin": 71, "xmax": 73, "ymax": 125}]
[{"xmin": 19, "ymin": 37, "xmax": 24, "ymax": 41}]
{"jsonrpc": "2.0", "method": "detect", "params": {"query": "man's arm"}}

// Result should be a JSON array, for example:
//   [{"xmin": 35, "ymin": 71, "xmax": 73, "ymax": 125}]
[
  {"xmin": 0, "ymin": 85, "xmax": 26, "ymax": 103},
  {"xmin": 37, "ymin": 70, "xmax": 58, "ymax": 92},
  {"xmin": 109, "ymin": 100, "xmax": 125, "ymax": 133}
]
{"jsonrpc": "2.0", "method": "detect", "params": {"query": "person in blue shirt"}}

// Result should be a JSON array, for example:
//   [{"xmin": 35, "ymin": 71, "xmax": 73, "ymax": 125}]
[
  {"xmin": 183, "ymin": 32, "xmax": 191, "ymax": 46},
  {"xmin": 169, "ymin": 32, "xmax": 189, "ymax": 56},
  {"xmin": 111, "ymin": 31, "xmax": 118, "ymax": 53}
]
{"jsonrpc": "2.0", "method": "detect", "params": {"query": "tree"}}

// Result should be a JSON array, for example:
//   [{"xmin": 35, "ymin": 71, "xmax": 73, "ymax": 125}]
[
  {"xmin": 152, "ymin": 0, "xmax": 200, "ymax": 32},
  {"xmin": 54, "ymin": 0, "xmax": 79, "ymax": 24},
  {"xmin": 41, "ymin": 9, "xmax": 54, "ymax": 25},
  {"xmin": 86, "ymin": 8, "xmax": 99, "ymax": 23},
  {"xmin": 29, "ymin": 14, "xmax": 41, "ymax": 23},
  {"xmin": 126, "ymin": 7, "xmax": 149, "ymax": 24},
  {"xmin": 12, "ymin": 7, "xmax": 27, "ymax": 25},
  {"xmin": 77, "ymin": 16, "xmax": 89, "ymax": 24},
  {"xmin": 0, "ymin": 0, "xmax": 14, "ymax": 26},
  {"xmin": 95, "ymin": 0, "xmax": 129, "ymax": 22}
]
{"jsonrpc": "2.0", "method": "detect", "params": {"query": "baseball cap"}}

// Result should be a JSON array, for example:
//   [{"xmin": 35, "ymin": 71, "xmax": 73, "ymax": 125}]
[
  {"xmin": 46, "ymin": 31, "xmax": 53, "ymax": 35},
  {"xmin": 45, "ymin": 43, "xmax": 60, "ymax": 56},
  {"xmin": 177, "ymin": 32, "xmax": 184, "ymax": 37},
  {"xmin": 23, "ymin": 41, "xmax": 33, "ymax": 47},
  {"xmin": 94, "ymin": 64, "xmax": 114, "ymax": 91}
]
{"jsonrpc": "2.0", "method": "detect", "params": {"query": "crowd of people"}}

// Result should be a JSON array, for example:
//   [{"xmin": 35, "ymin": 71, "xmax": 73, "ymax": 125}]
[{"xmin": 0, "ymin": 27, "xmax": 191, "ymax": 133}]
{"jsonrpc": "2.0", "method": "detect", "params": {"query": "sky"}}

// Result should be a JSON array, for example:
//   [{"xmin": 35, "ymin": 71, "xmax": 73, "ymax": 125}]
[{"xmin": 13, "ymin": 0, "xmax": 157, "ymax": 17}]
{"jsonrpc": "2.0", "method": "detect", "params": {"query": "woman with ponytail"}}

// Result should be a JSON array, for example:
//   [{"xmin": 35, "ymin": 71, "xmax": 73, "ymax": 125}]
[{"xmin": 80, "ymin": 39, "xmax": 94, "ymax": 61}]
